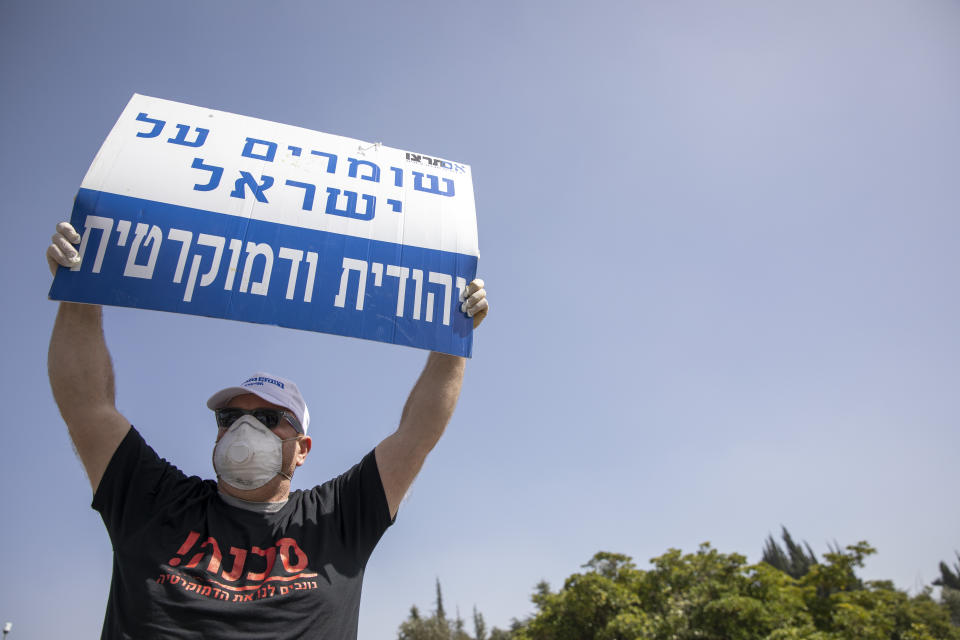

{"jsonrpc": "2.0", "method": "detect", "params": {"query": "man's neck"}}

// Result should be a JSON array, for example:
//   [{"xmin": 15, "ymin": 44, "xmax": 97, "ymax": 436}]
[
  {"xmin": 218, "ymin": 490, "xmax": 288, "ymax": 513},
  {"xmin": 217, "ymin": 476, "xmax": 290, "ymax": 503}
]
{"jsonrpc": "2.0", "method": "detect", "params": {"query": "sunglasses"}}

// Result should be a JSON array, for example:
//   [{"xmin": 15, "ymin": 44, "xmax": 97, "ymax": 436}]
[{"xmin": 214, "ymin": 407, "xmax": 303, "ymax": 433}]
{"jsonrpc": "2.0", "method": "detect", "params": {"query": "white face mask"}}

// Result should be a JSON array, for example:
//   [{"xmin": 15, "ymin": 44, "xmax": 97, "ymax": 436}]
[{"xmin": 212, "ymin": 415, "xmax": 299, "ymax": 490}]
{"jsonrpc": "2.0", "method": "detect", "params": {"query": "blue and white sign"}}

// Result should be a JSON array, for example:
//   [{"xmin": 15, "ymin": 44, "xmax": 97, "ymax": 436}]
[{"xmin": 49, "ymin": 94, "xmax": 480, "ymax": 356}]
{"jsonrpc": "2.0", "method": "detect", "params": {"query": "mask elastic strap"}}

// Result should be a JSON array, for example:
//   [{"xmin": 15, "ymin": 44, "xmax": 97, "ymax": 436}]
[{"xmin": 277, "ymin": 435, "xmax": 302, "ymax": 482}]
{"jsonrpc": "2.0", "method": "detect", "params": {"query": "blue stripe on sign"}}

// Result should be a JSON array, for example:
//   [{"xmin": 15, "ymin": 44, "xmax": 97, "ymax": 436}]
[{"xmin": 48, "ymin": 189, "xmax": 477, "ymax": 357}]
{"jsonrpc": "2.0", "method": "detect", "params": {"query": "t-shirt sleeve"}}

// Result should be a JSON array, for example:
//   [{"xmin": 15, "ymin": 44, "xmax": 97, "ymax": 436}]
[
  {"xmin": 328, "ymin": 449, "xmax": 394, "ymax": 565},
  {"xmin": 92, "ymin": 426, "xmax": 206, "ymax": 545}
]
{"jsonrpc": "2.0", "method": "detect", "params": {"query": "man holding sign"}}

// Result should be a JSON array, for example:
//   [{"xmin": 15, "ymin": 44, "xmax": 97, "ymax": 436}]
[{"xmin": 46, "ymin": 221, "xmax": 488, "ymax": 639}]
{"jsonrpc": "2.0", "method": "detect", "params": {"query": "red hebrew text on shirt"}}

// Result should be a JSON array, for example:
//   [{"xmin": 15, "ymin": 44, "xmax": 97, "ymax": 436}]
[{"xmin": 160, "ymin": 530, "xmax": 318, "ymax": 603}]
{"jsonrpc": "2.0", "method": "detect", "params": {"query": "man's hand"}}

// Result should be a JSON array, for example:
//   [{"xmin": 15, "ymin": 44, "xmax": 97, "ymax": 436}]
[
  {"xmin": 461, "ymin": 278, "xmax": 489, "ymax": 329},
  {"xmin": 47, "ymin": 222, "xmax": 81, "ymax": 276}
]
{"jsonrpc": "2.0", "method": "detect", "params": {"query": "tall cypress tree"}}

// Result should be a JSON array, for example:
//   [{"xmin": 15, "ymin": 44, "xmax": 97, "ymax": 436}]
[
  {"xmin": 436, "ymin": 578, "xmax": 447, "ymax": 622},
  {"xmin": 762, "ymin": 526, "xmax": 819, "ymax": 579},
  {"xmin": 934, "ymin": 552, "xmax": 960, "ymax": 590}
]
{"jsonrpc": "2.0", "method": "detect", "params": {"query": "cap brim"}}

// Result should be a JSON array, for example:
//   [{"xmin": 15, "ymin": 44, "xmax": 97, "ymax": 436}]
[{"xmin": 206, "ymin": 387, "xmax": 253, "ymax": 411}]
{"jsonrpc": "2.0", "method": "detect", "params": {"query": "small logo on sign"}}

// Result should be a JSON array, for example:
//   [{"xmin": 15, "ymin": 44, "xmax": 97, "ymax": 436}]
[{"xmin": 405, "ymin": 152, "xmax": 466, "ymax": 174}]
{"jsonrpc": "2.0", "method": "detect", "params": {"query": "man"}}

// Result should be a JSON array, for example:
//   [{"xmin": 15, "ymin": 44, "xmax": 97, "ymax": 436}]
[{"xmin": 46, "ymin": 221, "xmax": 489, "ymax": 639}]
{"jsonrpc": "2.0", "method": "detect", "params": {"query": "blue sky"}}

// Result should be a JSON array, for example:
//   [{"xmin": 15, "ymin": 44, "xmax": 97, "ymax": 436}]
[{"xmin": 2, "ymin": 1, "xmax": 958, "ymax": 638}]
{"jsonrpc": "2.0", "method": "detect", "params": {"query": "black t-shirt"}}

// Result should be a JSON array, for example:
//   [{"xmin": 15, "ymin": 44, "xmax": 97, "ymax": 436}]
[{"xmin": 92, "ymin": 427, "xmax": 393, "ymax": 639}]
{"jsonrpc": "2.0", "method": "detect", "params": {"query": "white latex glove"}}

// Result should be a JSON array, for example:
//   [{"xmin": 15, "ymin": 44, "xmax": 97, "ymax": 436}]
[
  {"xmin": 460, "ymin": 278, "xmax": 489, "ymax": 329},
  {"xmin": 47, "ymin": 222, "xmax": 81, "ymax": 276}
]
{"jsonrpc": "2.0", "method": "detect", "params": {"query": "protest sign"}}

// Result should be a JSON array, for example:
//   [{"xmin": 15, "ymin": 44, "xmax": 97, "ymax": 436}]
[{"xmin": 49, "ymin": 95, "xmax": 480, "ymax": 356}]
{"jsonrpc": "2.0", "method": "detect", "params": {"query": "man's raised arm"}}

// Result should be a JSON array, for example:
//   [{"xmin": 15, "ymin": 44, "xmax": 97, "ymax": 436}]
[
  {"xmin": 375, "ymin": 280, "xmax": 488, "ymax": 519},
  {"xmin": 47, "ymin": 222, "xmax": 130, "ymax": 493}
]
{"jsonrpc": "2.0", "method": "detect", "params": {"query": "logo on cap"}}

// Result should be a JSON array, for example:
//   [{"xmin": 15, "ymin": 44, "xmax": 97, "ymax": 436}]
[{"xmin": 242, "ymin": 376, "xmax": 285, "ymax": 390}]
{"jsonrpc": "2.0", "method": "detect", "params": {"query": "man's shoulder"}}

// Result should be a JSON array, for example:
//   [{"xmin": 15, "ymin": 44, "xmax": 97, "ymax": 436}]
[{"xmin": 290, "ymin": 449, "xmax": 381, "ymax": 509}]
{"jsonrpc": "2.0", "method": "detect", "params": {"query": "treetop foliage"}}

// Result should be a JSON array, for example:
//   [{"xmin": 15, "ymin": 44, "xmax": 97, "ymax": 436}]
[
  {"xmin": 511, "ymin": 542, "xmax": 957, "ymax": 640},
  {"xmin": 398, "ymin": 541, "xmax": 960, "ymax": 640},
  {"xmin": 398, "ymin": 580, "xmax": 499, "ymax": 640},
  {"xmin": 935, "ymin": 552, "xmax": 960, "ymax": 627},
  {"xmin": 762, "ymin": 526, "xmax": 819, "ymax": 580},
  {"xmin": 934, "ymin": 553, "xmax": 960, "ymax": 591}
]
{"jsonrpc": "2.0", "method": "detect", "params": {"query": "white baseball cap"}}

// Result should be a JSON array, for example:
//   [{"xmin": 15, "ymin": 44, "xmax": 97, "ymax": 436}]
[{"xmin": 206, "ymin": 372, "xmax": 310, "ymax": 435}]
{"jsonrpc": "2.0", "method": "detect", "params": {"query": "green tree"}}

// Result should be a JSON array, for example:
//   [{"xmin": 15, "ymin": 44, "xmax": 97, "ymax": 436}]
[
  {"xmin": 437, "ymin": 579, "xmax": 448, "ymax": 624},
  {"xmin": 941, "ymin": 588, "xmax": 960, "ymax": 628},
  {"xmin": 398, "ymin": 581, "xmax": 513, "ymax": 640},
  {"xmin": 934, "ymin": 553, "xmax": 960, "ymax": 590},
  {"xmin": 512, "ymin": 543, "xmax": 959, "ymax": 640},
  {"xmin": 473, "ymin": 606, "xmax": 488, "ymax": 640},
  {"xmin": 398, "ymin": 580, "xmax": 452, "ymax": 640},
  {"xmin": 762, "ymin": 526, "xmax": 819, "ymax": 579},
  {"xmin": 934, "ymin": 552, "xmax": 960, "ymax": 626}
]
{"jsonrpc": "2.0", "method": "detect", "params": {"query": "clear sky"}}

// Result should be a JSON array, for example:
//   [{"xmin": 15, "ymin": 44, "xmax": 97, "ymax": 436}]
[{"xmin": 1, "ymin": 1, "xmax": 958, "ymax": 638}]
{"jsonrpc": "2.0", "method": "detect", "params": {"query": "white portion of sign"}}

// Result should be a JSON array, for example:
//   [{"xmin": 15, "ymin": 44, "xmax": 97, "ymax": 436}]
[{"xmin": 81, "ymin": 94, "xmax": 479, "ymax": 257}]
